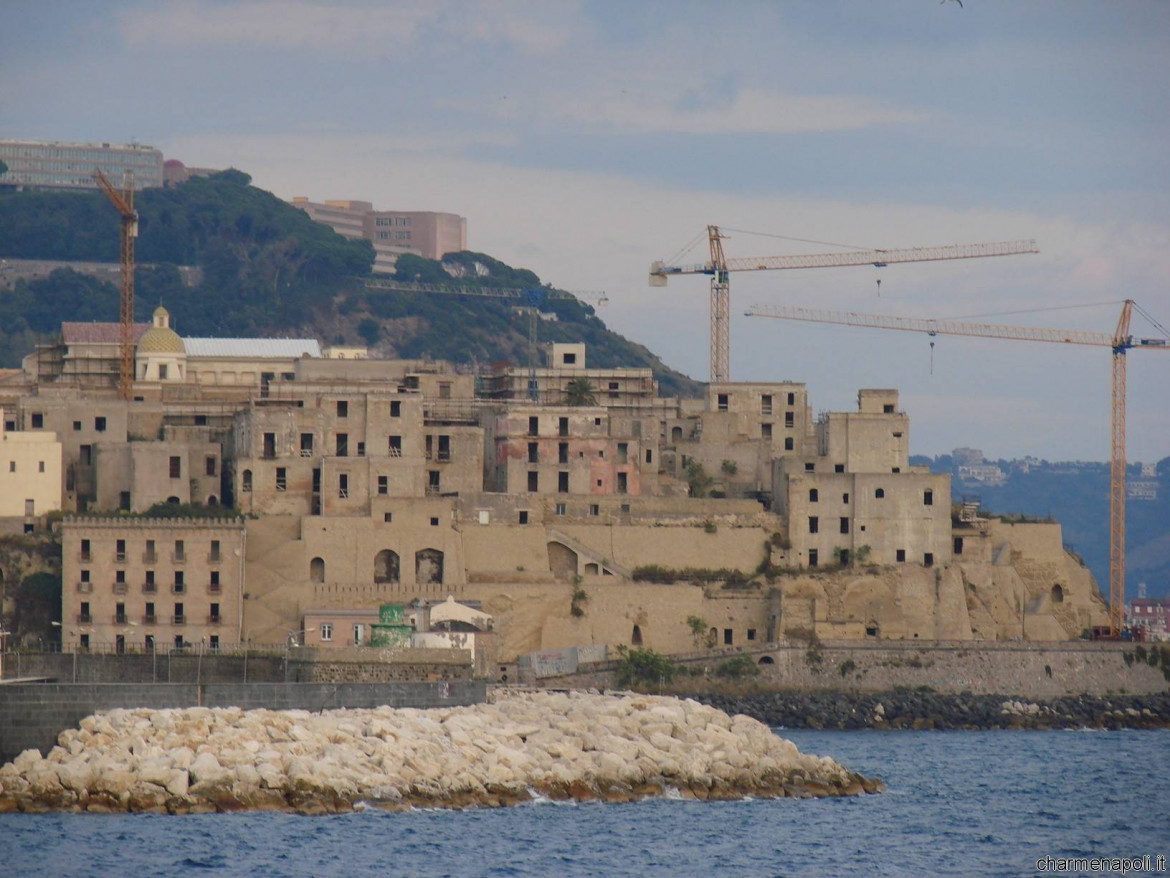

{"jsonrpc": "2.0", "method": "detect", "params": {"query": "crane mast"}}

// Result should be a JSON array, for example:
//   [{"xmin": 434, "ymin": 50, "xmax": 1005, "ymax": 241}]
[
  {"xmin": 745, "ymin": 299, "xmax": 1169, "ymax": 636},
  {"xmin": 651, "ymin": 226, "xmax": 1039, "ymax": 383},
  {"xmin": 93, "ymin": 168, "xmax": 138, "ymax": 399}
]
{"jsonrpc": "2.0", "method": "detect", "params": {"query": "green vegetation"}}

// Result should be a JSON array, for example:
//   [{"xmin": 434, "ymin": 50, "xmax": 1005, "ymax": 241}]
[
  {"xmin": 714, "ymin": 655, "xmax": 760, "ymax": 678},
  {"xmin": 0, "ymin": 171, "xmax": 703, "ymax": 397},
  {"xmin": 564, "ymin": 377, "xmax": 597, "ymax": 406},
  {"xmin": 686, "ymin": 615, "xmax": 712, "ymax": 648},
  {"xmin": 682, "ymin": 459, "xmax": 713, "ymax": 497},
  {"xmin": 839, "ymin": 658, "xmax": 857, "ymax": 678},
  {"xmin": 569, "ymin": 576, "xmax": 588, "ymax": 617},
  {"xmin": 720, "ymin": 459, "xmax": 737, "ymax": 476},
  {"xmin": 80, "ymin": 502, "xmax": 239, "ymax": 520},
  {"xmin": 613, "ymin": 645, "xmax": 682, "ymax": 688}
]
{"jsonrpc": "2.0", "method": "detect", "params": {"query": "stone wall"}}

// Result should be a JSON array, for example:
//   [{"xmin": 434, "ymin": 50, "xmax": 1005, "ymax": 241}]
[
  {"xmin": 0, "ymin": 679, "xmax": 485, "ymax": 764},
  {"xmin": 0, "ymin": 648, "xmax": 473, "ymax": 685},
  {"xmin": 543, "ymin": 641, "xmax": 1170, "ymax": 699}
]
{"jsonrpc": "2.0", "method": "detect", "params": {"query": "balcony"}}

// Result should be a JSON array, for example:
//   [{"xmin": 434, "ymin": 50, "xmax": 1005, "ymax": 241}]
[
  {"xmin": 79, "ymin": 551, "xmax": 92, "ymax": 562},
  {"xmin": 208, "ymin": 614, "xmax": 222, "ymax": 625},
  {"xmin": 142, "ymin": 613, "xmax": 157, "ymax": 625},
  {"xmin": 208, "ymin": 582, "xmax": 222, "ymax": 595},
  {"xmin": 171, "ymin": 583, "xmax": 186, "ymax": 594},
  {"xmin": 114, "ymin": 552, "xmax": 127, "ymax": 563},
  {"xmin": 77, "ymin": 612, "xmax": 92, "ymax": 624},
  {"xmin": 207, "ymin": 552, "xmax": 221, "ymax": 563},
  {"xmin": 114, "ymin": 613, "xmax": 128, "ymax": 625},
  {"xmin": 112, "ymin": 582, "xmax": 128, "ymax": 595},
  {"xmin": 437, "ymin": 451, "xmax": 452, "ymax": 462},
  {"xmin": 142, "ymin": 551, "xmax": 158, "ymax": 564},
  {"xmin": 76, "ymin": 581, "xmax": 93, "ymax": 593},
  {"xmin": 142, "ymin": 581, "xmax": 157, "ymax": 594},
  {"xmin": 299, "ymin": 449, "xmax": 314, "ymax": 458},
  {"xmin": 171, "ymin": 552, "xmax": 186, "ymax": 563},
  {"xmin": 173, "ymin": 615, "xmax": 186, "ymax": 625}
]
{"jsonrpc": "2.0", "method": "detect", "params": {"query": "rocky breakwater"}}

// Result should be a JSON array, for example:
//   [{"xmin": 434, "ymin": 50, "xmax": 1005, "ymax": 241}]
[{"xmin": 0, "ymin": 690, "xmax": 882, "ymax": 814}]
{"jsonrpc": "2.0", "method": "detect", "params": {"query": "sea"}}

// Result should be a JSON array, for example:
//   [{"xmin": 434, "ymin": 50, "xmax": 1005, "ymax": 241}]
[{"xmin": 1, "ymin": 729, "xmax": 1167, "ymax": 877}]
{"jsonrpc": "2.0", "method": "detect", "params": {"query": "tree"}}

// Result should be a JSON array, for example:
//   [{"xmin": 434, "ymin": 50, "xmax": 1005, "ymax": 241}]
[
  {"xmin": 0, "ymin": 159, "xmax": 7, "ymax": 177},
  {"xmin": 686, "ymin": 615, "xmax": 709, "ymax": 648},
  {"xmin": 357, "ymin": 317, "xmax": 380, "ymax": 346},
  {"xmin": 564, "ymin": 377, "xmax": 597, "ymax": 406}
]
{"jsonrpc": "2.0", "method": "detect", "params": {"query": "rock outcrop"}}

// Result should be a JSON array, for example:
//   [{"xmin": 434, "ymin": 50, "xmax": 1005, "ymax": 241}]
[{"xmin": 0, "ymin": 690, "xmax": 881, "ymax": 814}]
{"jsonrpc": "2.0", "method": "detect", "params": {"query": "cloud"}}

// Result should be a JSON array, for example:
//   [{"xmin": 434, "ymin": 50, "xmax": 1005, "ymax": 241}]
[{"xmin": 121, "ymin": 0, "xmax": 570, "ymax": 56}]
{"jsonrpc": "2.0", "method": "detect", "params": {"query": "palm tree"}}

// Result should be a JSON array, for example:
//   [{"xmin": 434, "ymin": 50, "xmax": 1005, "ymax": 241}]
[{"xmin": 564, "ymin": 377, "xmax": 597, "ymax": 406}]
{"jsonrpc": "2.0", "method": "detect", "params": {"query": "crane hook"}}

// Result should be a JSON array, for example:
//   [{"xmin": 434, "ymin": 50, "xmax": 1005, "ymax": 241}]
[{"xmin": 929, "ymin": 339, "xmax": 935, "ymax": 375}]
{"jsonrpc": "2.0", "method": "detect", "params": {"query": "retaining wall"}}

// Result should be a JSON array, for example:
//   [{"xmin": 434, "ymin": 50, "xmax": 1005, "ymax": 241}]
[
  {"xmin": 0, "ymin": 680, "xmax": 485, "ymax": 764},
  {"xmin": 544, "ymin": 641, "xmax": 1170, "ymax": 698}
]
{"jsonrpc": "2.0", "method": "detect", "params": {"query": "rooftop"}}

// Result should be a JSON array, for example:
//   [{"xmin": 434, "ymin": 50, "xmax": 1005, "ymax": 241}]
[{"xmin": 181, "ymin": 338, "xmax": 321, "ymax": 358}]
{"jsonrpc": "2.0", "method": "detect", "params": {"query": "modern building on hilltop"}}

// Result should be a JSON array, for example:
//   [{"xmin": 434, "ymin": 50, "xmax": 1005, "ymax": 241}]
[
  {"xmin": 0, "ymin": 139, "xmax": 163, "ymax": 190},
  {"xmin": 290, "ymin": 197, "xmax": 467, "ymax": 273}
]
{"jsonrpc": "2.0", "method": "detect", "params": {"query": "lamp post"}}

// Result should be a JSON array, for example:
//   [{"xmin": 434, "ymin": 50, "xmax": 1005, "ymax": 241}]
[{"xmin": 0, "ymin": 626, "xmax": 10, "ymax": 681}]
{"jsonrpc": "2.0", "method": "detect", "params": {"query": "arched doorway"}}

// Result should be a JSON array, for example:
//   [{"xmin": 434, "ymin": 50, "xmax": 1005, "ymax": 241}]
[
  {"xmin": 416, "ymin": 549, "xmax": 444, "ymax": 586},
  {"xmin": 374, "ymin": 549, "xmax": 400, "ymax": 584},
  {"xmin": 671, "ymin": 426, "xmax": 683, "ymax": 443},
  {"xmin": 1051, "ymin": 584, "xmax": 1064, "ymax": 604},
  {"xmin": 310, "ymin": 557, "xmax": 325, "ymax": 583},
  {"xmin": 632, "ymin": 624, "xmax": 643, "ymax": 646}
]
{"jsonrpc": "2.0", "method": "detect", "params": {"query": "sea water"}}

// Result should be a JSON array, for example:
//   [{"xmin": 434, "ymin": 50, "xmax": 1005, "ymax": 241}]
[{"xmin": 2, "ymin": 729, "xmax": 1167, "ymax": 877}]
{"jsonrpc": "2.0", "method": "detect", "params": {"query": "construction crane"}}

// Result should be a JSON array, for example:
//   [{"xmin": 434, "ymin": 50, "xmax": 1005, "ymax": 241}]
[
  {"xmin": 650, "ymin": 225, "xmax": 1039, "ymax": 383},
  {"xmin": 93, "ymin": 168, "xmax": 138, "ymax": 399},
  {"xmin": 745, "ymin": 299, "xmax": 1170, "ymax": 636}
]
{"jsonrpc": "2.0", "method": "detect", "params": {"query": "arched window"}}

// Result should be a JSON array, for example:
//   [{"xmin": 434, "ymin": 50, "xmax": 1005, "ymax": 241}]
[
  {"xmin": 242, "ymin": 470, "xmax": 252, "ymax": 493},
  {"xmin": 374, "ymin": 549, "xmax": 400, "ymax": 584},
  {"xmin": 207, "ymin": 495, "xmax": 218, "ymax": 506},
  {"xmin": 310, "ymin": 557, "xmax": 325, "ymax": 583},
  {"xmin": 809, "ymin": 488, "xmax": 819, "ymax": 502},
  {"xmin": 758, "ymin": 655, "xmax": 775, "ymax": 665},
  {"xmin": 1051, "ymin": 584, "xmax": 1064, "ymax": 604},
  {"xmin": 632, "ymin": 624, "xmax": 643, "ymax": 646},
  {"xmin": 671, "ymin": 426, "xmax": 683, "ymax": 443},
  {"xmin": 875, "ymin": 488, "xmax": 885, "ymax": 499},
  {"xmin": 166, "ymin": 496, "xmax": 180, "ymax": 504},
  {"xmin": 416, "ymin": 549, "xmax": 444, "ymax": 586}
]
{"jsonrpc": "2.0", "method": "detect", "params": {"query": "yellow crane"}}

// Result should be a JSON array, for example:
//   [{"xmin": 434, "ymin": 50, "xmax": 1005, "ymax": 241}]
[
  {"xmin": 744, "ymin": 299, "xmax": 1170, "ymax": 636},
  {"xmin": 93, "ymin": 168, "xmax": 138, "ymax": 399},
  {"xmin": 650, "ymin": 225, "xmax": 1039, "ymax": 382}
]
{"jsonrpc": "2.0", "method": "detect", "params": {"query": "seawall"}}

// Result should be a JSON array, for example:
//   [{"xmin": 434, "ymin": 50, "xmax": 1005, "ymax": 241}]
[
  {"xmin": 0, "ymin": 680, "xmax": 485, "ymax": 764},
  {"xmin": 544, "ymin": 641, "xmax": 1170, "ymax": 698}
]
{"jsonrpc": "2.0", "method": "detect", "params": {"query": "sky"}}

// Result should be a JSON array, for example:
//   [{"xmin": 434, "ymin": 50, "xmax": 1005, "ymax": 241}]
[{"xmin": 3, "ymin": 0, "xmax": 1169, "ymax": 462}]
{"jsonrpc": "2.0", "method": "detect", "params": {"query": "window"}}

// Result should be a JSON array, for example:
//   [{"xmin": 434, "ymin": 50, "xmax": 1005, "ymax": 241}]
[
  {"xmin": 439, "ymin": 383, "xmax": 451, "ymax": 399},
  {"xmin": 835, "ymin": 464, "xmax": 845, "ymax": 473},
  {"xmin": 808, "ymin": 516, "xmax": 819, "ymax": 534},
  {"xmin": 785, "ymin": 411, "xmax": 794, "ymax": 428},
  {"xmin": 210, "ymin": 540, "xmax": 221, "ymax": 561},
  {"xmin": 80, "ymin": 634, "xmax": 90, "ymax": 650},
  {"xmin": 518, "ymin": 511, "xmax": 529, "ymax": 525},
  {"xmin": 210, "ymin": 571, "xmax": 221, "ymax": 590},
  {"xmin": 80, "ymin": 539, "xmax": 91, "ymax": 561},
  {"xmin": 809, "ymin": 489, "xmax": 818, "ymax": 502},
  {"xmin": 336, "ymin": 433, "xmax": 348, "ymax": 457},
  {"xmin": 205, "ymin": 456, "xmax": 217, "ymax": 476},
  {"xmin": 174, "ymin": 540, "xmax": 185, "ymax": 561},
  {"xmin": 38, "ymin": 461, "xmax": 45, "ymax": 473},
  {"xmin": 528, "ymin": 416, "xmax": 539, "ymax": 436},
  {"xmin": 558, "ymin": 472, "xmax": 569, "ymax": 493},
  {"xmin": 276, "ymin": 468, "xmax": 287, "ymax": 491},
  {"xmin": 390, "ymin": 401, "xmax": 401, "ymax": 418},
  {"xmin": 787, "ymin": 392, "xmax": 796, "ymax": 405},
  {"xmin": 158, "ymin": 364, "xmax": 169, "ymax": 380},
  {"xmin": 761, "ymin": 423, "xmax": 773, "ymax": 439},
  {"xmin": 875, "ymin": 488, "xmax": 885, "ymax": 499},
  {"xmin": 555, "ymin": 502, "xmax": 566, "ymax": 516},
  {"xmin": 437, "ymin": 435, "xmax": 451, "ymax": 462},
  {"xmin": 115, "ymin": 569, "xmax": 126, "ymax": 584},
  {"xmin": 785, "ymin": 437, "xmax": 794, "ymax": 451},
  {"xmin": 558, "ymin": 417, "xmax": 569, "ymax": 437},
  {"xmin": 747, "ymin": 629, "xmax": 757, "ymax": 641},
  {"xmin": 717, "ymin": 393, "xmax": 729, "ymax": 412},
  {"xmin": 924, "ymin": 490, "xmax": 934, "ymax": 506},
  {"xmin": 301, "ymin": 434, "xmax": 314, "ymax": 456},
  {"xmin": 174, "ymin": 602, "xmax": 185, "ymax": 624},
  {"xmin": 723, "ymin": 628, "xmax": 733, "ymax": 646},
  {"xmin": 80, "ymin": 445, "xmax": 92, "ymax": 466},
  {"xmin": 337, "ymin": 400, "xmax": 348, "ymax": 418},
  {"xmin": 842, "ymin": 493, "xmax": 849, "ymax": 503},
  {"xmin": 893, "ymin": 432, "xmax": 903, "ymax": 439},
  {"xmin": 589, "ymin": 504, "xmax": 600, "ymax": 516},
  {"xmin": 883, "ymin": 404, "xmax": 895, "ymax": 414},
  {"xmin": 430, "ymin": 517, "xmax": 439, "ymax": 526},
  {"xmin": 8, "ymin": 462, "xmax": 13, "ymax": 473},
  {"xmin": 645, "ymin": 449, "xmax": 653, "ymax": 464},
  {"xmin": 528, "ymin": 471, "xmax": 539, "ymax": 492},
  {"xmin": 95, "ymin": 416, "xmax": 107, "ymax": 432},
  {"xmin": 924, "ymin": 553, "xmax": 934, "ymax": 567},
  {"xmin": 896, "ymin": 549, "xmax": 906, "ymax": 563},
  {"xmin": 954, "ymin": 537, "xmax": 964, "ymax": 555},
  {"xmin": 378, "ymin": 475, "xmax": 388, "ymax": 495},
  {"xmin": 320, "ymin": 623, "xmax": 333, "ymax": 642},
  {"xmin": 808, "ymin": 549, "xmax": 819, "ymax": 567},
  {"xmin": 761, "ymin": 395, "xmax": 772, "ymax": 415},
  {"xmin": 79, "ymin": 601, "xmax": 91, "ymax": 622},
  {"xmin": 73, "ymin": 421, "xmax": 82, "ymax": 432},
  {"xmin": 428, "ymin": 470, "xmax": 440, "ymax": 493},
  {"xmin": 617, "ymin": 472, "xmax": 628, "ymax": 494},
  {"xmin": 242, "ymin": 470, "xmax": 252, "ymax": 492},
  {"xmin": 262, "ymin": 432, "xmax": 276, "ymax": 458},
  {"xmin": 145, "ymin": 571, "xmax": 155, "ymax": 591},
  {"xmin": 805, "ymin": 463, "xmax": 815, "ymax": 472},
  {"xmin": 563, "ymin": 353, "xmax": 577, "ymax": 365},
  {"xmin": 173, "ymin": 635, "xmax": 184, "ymax": 649},
  {"xmin": 173, "ymin": 571, "xmax": 185, "ymax": 593},
  {"xmin": 31, "ymin": 412, "xmax": 44, "ymax": 429},
  {"xmin": 558, "ymin": 442, "xmax": 569, "ymax": 464},
  {"xmin": 209, "ymin": 635, "xmax": 219, "ymax": 650},
  {"xmin": 310, "ymin": 557, "xmax": 325, "ymax": 583},
  {"xmin": 210, "ymin": 602, "xmax": 221, "ymax": 623},
  {"xmin": 338, "ymin": 473, "xmax": 349, "ymax": 499},
  {"xmin": 840, "ymin": 517, "xmax": 850, "ymax": 534},
  {"xmin": 389, "ymin": 435, "xmax": 402, "ymax": 455},
  {"xmin": 145, "ymin": 601, "xmax": 156, "ymax": 623},
  {"xmin": 169, "ymin": 456, "xmax": 182, "ymax": 478}
]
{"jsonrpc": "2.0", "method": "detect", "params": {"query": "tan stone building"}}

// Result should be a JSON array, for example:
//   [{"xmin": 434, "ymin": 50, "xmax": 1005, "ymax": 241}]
[
  {"xmin": 0, "ymin": 406, "xmax": 62, "ymax": 529},
  {"xmin": 61, "ymin": 516, "xmax": 245, "ymax": 652},
  {"xmin": 483, "ymin": 343, "xmax": 660, "ymax": 411}
]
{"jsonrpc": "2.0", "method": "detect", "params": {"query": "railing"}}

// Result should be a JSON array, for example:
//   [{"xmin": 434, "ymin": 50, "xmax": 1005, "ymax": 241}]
[
  {"xmin": 114, "ymin": 613, "xmax": 128, "ymax": 624},
  {"xmin": 142, "ymin": 551, "xmax": 157, "ymax": 563},
  {"xmin": 437, "ymin": 451, "xmax": 452, "ymax": 462},
  {"xmin": 76, "ymin": 581, "xmax": 93, "ymax": 593},
  {"xmin": 173, "ymin": 615, "xmax": 186, "ymax": 625},
  {"xmin": 114, "ymin": 552, "xmax": 127, "ymax": 562},
  {"xmin": 208, "ymin": 582, "xmax": 222, "ymax": 594},
  {"xmin": 338, "ymin": 489, "xmax": 349, "ymax": 499},
  {"xmin": 79, "ymin": 552, "xmax": 91, "ymax": 562},
  {"xmin": 142, "ymin": 614, "xmax": 157, "ymax": 625},
  {"xmin": 171, "ymin": 583, "xmax": 186, "ymax": 594},
  {"xmin": 171, "ymin": 552, "xmax": 186, "ymax": 563},
  {"xmin": 208, "ymin": 614, "xmax": 222, "ymax": 625},
  {"xmin": 207, "ymin": 552, "xmax": 221, "ymax": 563},
  {"xmin": 77, "ymin": 613, "xmax": 92, "ymax": 624},
  {"xmin": 113, "ymin": 582, "xmax": 128, "ymax": 594},
  {"xmin": 142, "ymin": 581, "xmax": 157, "ymax": 593},
  {"xmin": 300, "ymin": 449, "xmax": 313, "ymax": 457}
]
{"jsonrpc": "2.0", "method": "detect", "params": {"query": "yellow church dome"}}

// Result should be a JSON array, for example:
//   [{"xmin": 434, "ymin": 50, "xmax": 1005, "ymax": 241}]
[{"xmin": 137, "ymin": 306, "xmax": 185, "ymax": 354}]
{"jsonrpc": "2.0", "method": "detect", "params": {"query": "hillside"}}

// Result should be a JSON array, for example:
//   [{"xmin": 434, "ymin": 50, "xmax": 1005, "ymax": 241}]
[
  {"xmin": 0, "ymin": 172, "xmax": 701, "ymax": 396},
  {"xmin": 912, "ymin": 455, "xmax": 1170, "ymax": 600}
]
